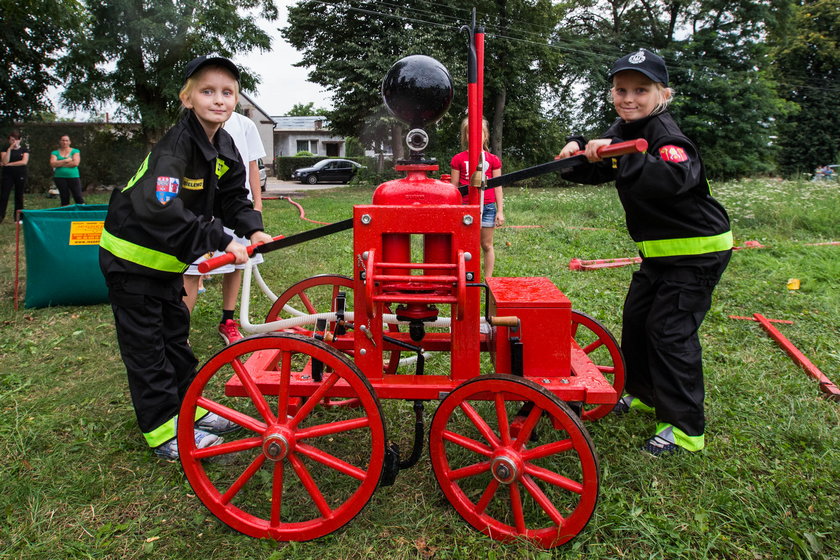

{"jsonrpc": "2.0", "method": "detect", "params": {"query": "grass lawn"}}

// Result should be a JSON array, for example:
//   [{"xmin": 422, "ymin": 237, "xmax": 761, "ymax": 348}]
[{"xmin": 0, "ymin": 177, "xmax": 838, "ymax": 559}]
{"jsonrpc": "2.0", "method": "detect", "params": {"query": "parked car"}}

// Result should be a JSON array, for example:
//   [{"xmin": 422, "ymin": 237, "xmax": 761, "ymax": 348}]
[
  {"xmin": 292, "ymin": 159, "xmax": 363, "ymax": 184},
  {"xmin": 258, "ymin": 158, "xmax": 267, "ymax": 191}
]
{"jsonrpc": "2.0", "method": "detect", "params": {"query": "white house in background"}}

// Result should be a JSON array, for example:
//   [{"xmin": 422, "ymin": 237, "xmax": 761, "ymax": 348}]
[
  {"xmin": 272, "ymin": 116, "xmax": 346, "ymax": 158},
  {"xmin": 237, "ymin": 92, "xmax": 276, "ymax": 170},
  {"xmin": 234, "ymin": 94, "xmax": 347, "ymax": 170}
]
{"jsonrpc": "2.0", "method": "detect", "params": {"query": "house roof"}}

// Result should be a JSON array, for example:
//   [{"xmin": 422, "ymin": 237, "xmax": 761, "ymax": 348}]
[{"xmin": 272, "ymin": 116, "xmax": 331, "ymax": 131}]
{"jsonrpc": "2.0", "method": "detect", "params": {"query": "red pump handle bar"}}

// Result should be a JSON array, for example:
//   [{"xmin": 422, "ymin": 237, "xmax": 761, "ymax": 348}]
[
  {"xmin": 576, "ymin": 138, "xmax": 648, "ymax": 158},
  {"xmin": 197, "ymin": 235, "xmax": 281, "ymax": 273}
]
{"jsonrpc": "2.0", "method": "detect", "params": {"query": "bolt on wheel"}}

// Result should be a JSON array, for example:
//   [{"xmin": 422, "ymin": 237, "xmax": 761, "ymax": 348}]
[
  {"xmin": 571, "ymin": 310, "xmax": 625, "ymax": 421},
  {"xmin": 429, "ymin": 374, "xmax": 599, "ymax": 548},
  {"xmin": 178, "ymin": 333, "xmax": 386, "ymax": 541}
]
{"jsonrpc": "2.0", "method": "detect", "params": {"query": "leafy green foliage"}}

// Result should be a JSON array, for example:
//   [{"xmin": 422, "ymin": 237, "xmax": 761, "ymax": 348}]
[
  {"xmin": 771, "ymin": 0, "xmax": 840, "ymax": 176},
  {"xmin": 0, "ymin": 0, "xmax": 82, "ymax": 125},
  {"xmin": 284, "ymin": 102, "xmax": 330, "ymax": 117},
  {"xmin": 283, "ymin": 0, "xmax": 567, "ymax": 166},
  {"xmin": 56, "ymin": 0, "xmax": 278, "ymax": 144},
  {"xmin": 553, "ymin": 0, "xmax": 786, "ymax": 179}
]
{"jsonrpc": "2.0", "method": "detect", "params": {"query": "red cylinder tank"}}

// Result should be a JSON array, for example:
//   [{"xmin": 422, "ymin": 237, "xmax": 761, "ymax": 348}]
[{"xmin": 373, "ymin": 164, "xmax": 462, "ymax": 278}]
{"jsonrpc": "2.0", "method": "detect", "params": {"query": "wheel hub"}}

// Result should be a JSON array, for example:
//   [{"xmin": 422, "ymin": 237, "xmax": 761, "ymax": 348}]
[
  {"xmin": 262, "ymin": 432, "xmax": 291, "ymax": 461},
  {"xmin": 490, "ymin": 454, "xmax": 521, "ymax": 485}
]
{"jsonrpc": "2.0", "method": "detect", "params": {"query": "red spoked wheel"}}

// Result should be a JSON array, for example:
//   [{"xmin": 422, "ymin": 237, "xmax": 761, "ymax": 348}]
[
  {"xmin": 178, "ymin": 333, "xmax": 386, "ymax": 541},
  {"xmin": 571, "ymin": 310, "xmax": 625, "ymax": 421},
  {"xmin": 429, "ymin": 374, "xmax": 599, "ymax": 549},
  {"xmin": 265, "ymin": 274, "xmax": 401, "ymax": 375}
]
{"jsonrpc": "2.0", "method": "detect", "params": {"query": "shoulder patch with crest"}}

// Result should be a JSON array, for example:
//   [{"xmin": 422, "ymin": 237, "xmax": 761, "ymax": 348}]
[
  {"xmin": 155, "ymin": 176, "xmax": 180, "ymax": 205},
  {"xmin": 659, "ymin": 145, "xmax": 688, "ymax": 163}
]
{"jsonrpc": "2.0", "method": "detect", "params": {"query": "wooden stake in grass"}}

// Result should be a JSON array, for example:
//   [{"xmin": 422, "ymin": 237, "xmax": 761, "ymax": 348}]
[{"xmin": 730, "ymin": 313, "xmax": 840, "ymax": 402}]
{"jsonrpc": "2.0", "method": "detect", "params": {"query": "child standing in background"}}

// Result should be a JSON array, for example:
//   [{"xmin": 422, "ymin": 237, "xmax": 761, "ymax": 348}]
[
  {"xmin": 557, "ymin": 49, "xmax": 732, "ymax": 457},
  {"xmin": 450, "ymin": 117, "xmax": 504, "ymax": 278}
]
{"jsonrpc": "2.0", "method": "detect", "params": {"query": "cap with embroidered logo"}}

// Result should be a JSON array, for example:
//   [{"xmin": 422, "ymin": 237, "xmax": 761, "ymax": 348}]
[
  {"xmin": 183, "ymin": 54, "xmax": 240, "ymax": 83},
  {"xmin": 608, "ymin": 49, "xmax": 669, "ymax": 86}
]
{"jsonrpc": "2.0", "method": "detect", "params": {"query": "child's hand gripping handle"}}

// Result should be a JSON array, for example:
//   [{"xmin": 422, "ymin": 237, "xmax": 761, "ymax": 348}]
[
  {"xmin": 577, "ymin": 138, "xmax": 648, "ymax": 158},
  {"xmin": 197, "ymin": 234, "xmax": 284, "ymax": 273}
]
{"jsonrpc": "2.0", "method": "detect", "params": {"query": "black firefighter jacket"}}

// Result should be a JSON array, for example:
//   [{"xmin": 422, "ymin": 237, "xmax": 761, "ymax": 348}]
[
  {"xmin": 564, "ymin": 111, "xmax": 732, "ymax": 261},
  {"xmin": 100, "ymin": 111, "xmax": 264, "ymax": 281}
]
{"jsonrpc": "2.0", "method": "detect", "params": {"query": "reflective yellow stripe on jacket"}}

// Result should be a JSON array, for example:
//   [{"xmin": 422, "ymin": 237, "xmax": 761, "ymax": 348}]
[
  {"xmin": 100, "ymin": 229, "xmax": 188, "ymax": 273},
  {"xmin": 636, "ymin": 231, "xmax": 733, "ymax": 258}
]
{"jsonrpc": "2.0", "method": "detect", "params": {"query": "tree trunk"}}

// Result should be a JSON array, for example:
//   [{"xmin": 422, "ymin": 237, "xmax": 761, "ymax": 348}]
[{"xmin": 491, "ymin": 87, "xmax": 506, "ymax": 156}]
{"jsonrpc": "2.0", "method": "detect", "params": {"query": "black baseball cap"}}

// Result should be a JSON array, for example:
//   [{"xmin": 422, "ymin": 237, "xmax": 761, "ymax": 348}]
[
  {"xmin": 608, "ymin": 49, "xmax": 669, "ymax": 86},
  {"xmin": 183, "ymin": 54, "xmax": 240, "ymax": 82}
]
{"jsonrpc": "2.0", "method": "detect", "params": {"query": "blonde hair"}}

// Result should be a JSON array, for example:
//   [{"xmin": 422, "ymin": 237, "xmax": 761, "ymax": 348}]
[
  {"xmin": 178, "ymin": 64, "xmax": 240, "ymax": 108},
  {"xmin": 650, "ymin": 82, "xmax": 674, "ymax": 115},
  {"xmin": 460, "ymin": 117, "xmax": 490, "ymax": 151}
]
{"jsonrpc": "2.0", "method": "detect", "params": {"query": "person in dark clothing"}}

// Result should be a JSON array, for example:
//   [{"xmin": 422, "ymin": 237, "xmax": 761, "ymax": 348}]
[
  {"xmin": 0, "ymin": 131, "xmax": 29, "ymax": 223},
  {"xmin": 100, "ymin": 55, "xmax": 273, "ymax": 460},
  {"xmin": 557, "ymin": 48, "xmax": 732, "ymax": 456}
]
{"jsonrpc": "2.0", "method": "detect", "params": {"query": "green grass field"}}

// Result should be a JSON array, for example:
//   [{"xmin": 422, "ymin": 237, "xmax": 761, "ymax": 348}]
[{"xmin": 0, "ymin": 178, "xmax": 838, "ymax": 559}]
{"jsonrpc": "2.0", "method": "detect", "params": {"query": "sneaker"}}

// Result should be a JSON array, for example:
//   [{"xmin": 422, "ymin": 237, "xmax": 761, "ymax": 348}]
[
  {"xmin": 153, "ymin": 429, "xmax": 222, "ymax": 461},
  {"xmin": 643, "ymin": 432, "xmax": 682, "ymax": 457},
  {"xmin": 612, "ymin": 394, "xmax": 655, "ymax": 415},
  {"xmin": 642, "ymin": 423, "xmax": 704, "ymax": 457},
  {"xmin": 196, "ymin": 411, "xmax": 241, "ymax": 435},
  {"xmin": 218, "ymin": 319, "xmax": 243, "ymax": 345}
]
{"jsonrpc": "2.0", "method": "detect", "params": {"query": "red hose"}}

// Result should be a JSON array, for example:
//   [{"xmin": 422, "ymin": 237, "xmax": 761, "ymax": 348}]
[{"xmin": 283, "ymin": 196, "xmax": 332, "ymax": 225}]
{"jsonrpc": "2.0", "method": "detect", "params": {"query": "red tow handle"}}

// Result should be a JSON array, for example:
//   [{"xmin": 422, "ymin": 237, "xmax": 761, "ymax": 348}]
[
  {"xmin": 197, "ymin": 234, "xmax": 284, "ymax": 273},
  {"xmin": 565, "ymin": 138, "xmax": 648, "ymax": 160}
]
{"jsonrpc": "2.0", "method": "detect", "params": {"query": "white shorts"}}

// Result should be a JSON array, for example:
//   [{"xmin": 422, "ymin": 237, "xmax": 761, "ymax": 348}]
[{"xmin": 185, "ymin": 227, "xmax": 265, "ymax": 276}]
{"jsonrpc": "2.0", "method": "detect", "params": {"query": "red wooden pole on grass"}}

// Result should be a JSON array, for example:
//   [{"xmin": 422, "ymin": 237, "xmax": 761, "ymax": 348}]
[
  {"xmin": 730, "ymin": 313, "xmax": 840, "ymax": 402},
  {"xmin": 14, "ymin": 216, "xmax": 21, "ymax": 311}
]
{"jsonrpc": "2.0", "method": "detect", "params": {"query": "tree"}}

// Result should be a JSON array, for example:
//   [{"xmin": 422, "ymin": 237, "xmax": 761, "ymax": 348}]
[
  {"xmin": 0, "ymin": 0, "xmax": 81, "ymax": 125},
  {"xmin": 552, "ymin": 0, "xmax": 787, "ymax": 179},
  {"xmin": 283, "ymin": 0, "xmax": 568, "ymax": 166},
  {"xmin": 284, "ymin": 102, "xmax": 330, "ymax": 116},
  {"xmin": 771, "ymin": 0, "xmax": 840, "ymax": 176},
  {"xmin": 56, "ymin": 0, "xmax": 278, "ymax": 144}
]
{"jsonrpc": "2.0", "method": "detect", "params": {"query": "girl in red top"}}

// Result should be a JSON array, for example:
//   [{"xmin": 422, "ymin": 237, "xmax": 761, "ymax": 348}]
[{"xmin": 449, "ymin": 117, "xmax": 504, "ymax": 278}]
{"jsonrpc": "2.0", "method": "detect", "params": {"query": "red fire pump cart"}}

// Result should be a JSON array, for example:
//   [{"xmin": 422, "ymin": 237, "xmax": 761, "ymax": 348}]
[{"xmin": 178, "ymin": 26, "xmax": 645, "ymax": 549}]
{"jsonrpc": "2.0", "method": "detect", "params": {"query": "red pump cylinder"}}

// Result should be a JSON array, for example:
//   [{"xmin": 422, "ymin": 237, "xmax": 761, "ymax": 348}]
[
  {"xmin": 373, "ymin": 163, "xmax": 462, "ymax": 277},
  {"xmin": 372, "ymin": 163, "xmax": 463, "ymax": 328}
]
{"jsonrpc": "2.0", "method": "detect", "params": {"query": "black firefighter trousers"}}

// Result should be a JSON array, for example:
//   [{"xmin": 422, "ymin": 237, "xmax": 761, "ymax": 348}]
[
  {"xmin": 107, "ymin": 274, "xmax": 198, "ymax": 446},
  {"xmin": 621, "ymin": 250, "xmax": 731, "ymax": 436}
]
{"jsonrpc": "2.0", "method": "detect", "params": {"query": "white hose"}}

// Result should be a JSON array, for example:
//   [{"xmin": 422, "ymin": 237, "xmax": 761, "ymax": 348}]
[{"xmin": 238, "ymin": 259, "xmax": 485, "ymax": 335}]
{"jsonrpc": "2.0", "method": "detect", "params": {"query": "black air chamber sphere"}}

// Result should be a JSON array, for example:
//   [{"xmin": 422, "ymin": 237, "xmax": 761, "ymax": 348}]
[{"xmin": 382, "ymin": 55, "xmax": 453, "ymax": 128}]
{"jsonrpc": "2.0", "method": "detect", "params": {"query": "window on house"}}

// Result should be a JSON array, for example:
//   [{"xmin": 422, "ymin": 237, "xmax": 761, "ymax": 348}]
[
  {"xmin": 296, "ymin": 140, "xmax": 318, "ymax": 153},
  {"xmin": 326, "ymin": 143, "xmax": 340, "ymax": 157}
]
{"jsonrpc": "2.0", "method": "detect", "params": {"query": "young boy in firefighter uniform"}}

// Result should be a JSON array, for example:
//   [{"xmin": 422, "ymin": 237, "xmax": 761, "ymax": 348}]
[
  {"xmin": 100, "ymin": 55, "xmax": 273, "ymax": 460},
  {"xmin": 557, "ymin": 49, "xmax": 732, "ymax": 456}
]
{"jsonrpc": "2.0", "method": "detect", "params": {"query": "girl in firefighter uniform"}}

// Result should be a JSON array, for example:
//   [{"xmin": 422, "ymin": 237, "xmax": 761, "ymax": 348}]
[
  {"xmin": 100, "ymin": 55, "xmax": 272, "ymax": 460},
  {"xmin": 558, "ymin": 49, "xmax": 732, "ymax": 456}
]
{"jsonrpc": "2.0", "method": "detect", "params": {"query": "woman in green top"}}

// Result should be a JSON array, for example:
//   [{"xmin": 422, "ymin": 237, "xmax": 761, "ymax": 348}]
[{"xmin": 50, "ymin": 134, "xmax": 85, "ymax": 206}]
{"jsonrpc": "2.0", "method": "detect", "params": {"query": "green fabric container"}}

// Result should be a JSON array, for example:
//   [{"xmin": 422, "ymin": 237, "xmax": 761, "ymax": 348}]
[{"xmin": 21, "ymin": 205, "xmax": 109, "ymax": 308}]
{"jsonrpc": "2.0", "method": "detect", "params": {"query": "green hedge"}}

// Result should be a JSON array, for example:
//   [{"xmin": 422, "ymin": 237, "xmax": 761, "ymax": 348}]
[{"xmin": 1, "ymin": 122, "xmax": 147, "ymax": 193}]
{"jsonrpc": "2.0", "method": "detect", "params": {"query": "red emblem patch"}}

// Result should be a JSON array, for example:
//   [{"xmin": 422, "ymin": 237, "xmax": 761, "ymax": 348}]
[{"xmin": 659, "ymin": 145, "xmax": 688, "ymax": 163}]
